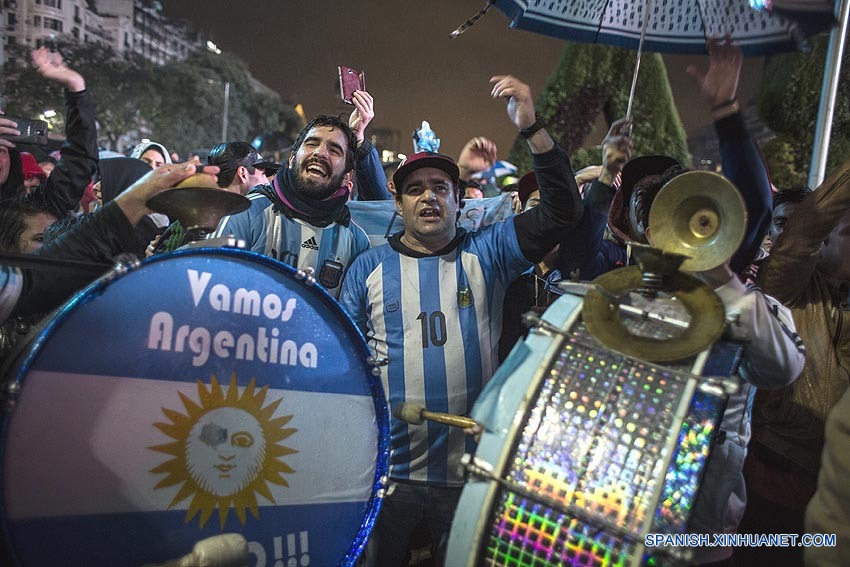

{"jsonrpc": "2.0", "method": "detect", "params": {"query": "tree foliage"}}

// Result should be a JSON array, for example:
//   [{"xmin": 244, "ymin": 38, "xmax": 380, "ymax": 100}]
[
  {"xmin": 147, "ymin": 50, "xmax": 301, "ymax": 155},
  {"xmin": 508, "ymin": 42, "xmax": 691, "ymax": 173},
  {"xmin": 758, "ymin": 33, "xmax": 850, "ymax": 188},
  {"xmin": 3, "ymin": 42, "xmax": 301, "ymax": 156}
]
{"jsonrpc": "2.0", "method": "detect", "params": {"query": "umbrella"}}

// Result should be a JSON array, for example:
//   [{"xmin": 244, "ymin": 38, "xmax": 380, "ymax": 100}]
[
  {"xmin": 490, "ymin": 0, "xmax": 816, "ymax": 56},
  {"xmin": 450, "ymin": 0, "xmax": 842, "ymax": 184}
]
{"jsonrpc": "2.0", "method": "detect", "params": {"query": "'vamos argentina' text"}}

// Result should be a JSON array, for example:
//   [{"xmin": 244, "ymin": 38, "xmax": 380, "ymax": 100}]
[{"xmin": 146, "ymin": 269, "xmax": 318, "ymax": 367}]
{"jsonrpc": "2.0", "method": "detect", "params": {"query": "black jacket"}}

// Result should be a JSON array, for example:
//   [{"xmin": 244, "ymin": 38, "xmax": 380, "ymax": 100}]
[
  {"xmin": 12, "ymin": 202, "xmax": 142, "ymax": 318},
  {"xmin": 1, "ymin": 89, "xmax": 98, "ymax": 217}
]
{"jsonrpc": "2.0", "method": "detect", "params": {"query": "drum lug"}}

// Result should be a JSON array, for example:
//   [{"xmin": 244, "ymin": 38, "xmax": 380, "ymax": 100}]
[
  {"xmin": 294, "ymin": 267, "xmax": 316, "ymax": 286},
  {"xmin": 103, "ymin": 255, "xmax": 141, "ymax": 284},
  {"xmin": 367, "ymin": 356, "xmax": 389, "ymax": 367},
  {"xmin": 375, "ymin": 475, "xmax": 390, "ymax": 498},
  {"xmin": 4, "ymin": 381, "xmax": 21, "ymax": 409}
]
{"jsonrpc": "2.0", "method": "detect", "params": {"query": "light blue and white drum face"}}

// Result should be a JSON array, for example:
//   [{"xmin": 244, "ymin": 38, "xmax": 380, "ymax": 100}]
[{"xmin": 1, "ymin": 249, "xmax": 389, "ymax": 567}]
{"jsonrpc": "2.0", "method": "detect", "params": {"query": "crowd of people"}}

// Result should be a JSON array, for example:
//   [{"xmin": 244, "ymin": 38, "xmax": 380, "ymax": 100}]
[{"xmin": 0, "ymin": 38, "xmax": 848, "ymax": 567}]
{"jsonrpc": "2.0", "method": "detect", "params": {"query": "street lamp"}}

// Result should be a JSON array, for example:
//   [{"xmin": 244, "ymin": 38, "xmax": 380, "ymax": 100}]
[{"xmin": 207, "ymin": 79, "xmax": 230, "ymax": 141}]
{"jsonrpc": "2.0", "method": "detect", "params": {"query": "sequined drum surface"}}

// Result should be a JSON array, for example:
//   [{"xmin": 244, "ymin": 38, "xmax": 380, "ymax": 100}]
[{"xmin": 447, "ymin": 294, "xmax": 726, "ymax": 567}]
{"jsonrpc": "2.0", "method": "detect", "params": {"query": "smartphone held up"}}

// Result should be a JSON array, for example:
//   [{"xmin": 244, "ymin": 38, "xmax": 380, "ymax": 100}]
[
  {"xmin": 338, "ymin": 66, "xmax": 365, "ymax": 105},
  {"xmin": 1, "ymin": 116, "xmax": 49, "ymax": 146}
]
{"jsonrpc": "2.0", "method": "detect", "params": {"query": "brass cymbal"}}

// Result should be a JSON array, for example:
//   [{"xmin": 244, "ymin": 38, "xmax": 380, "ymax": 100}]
[
  {"xmin": 648, "ymin": 171, "xmax": 746, "ymax": 272},
  {"xmin": 146, "ymin": 187, "xmax": 250, "ymax": 232},
  {"xmin": 582, "ymin": 266, "xmax": 726, "ymax": 362}
]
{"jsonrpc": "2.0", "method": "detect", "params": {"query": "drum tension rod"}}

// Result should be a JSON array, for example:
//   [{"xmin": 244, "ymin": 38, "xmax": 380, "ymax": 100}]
[{"xmin": 522, "ymin": 312, "xmax": 570, "ymax": 337}]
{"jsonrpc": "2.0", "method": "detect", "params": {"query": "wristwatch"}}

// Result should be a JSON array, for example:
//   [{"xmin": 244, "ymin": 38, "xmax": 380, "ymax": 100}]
[{"xmin": 519, "ymin": 116, "xmax": 544, "ymax": 139}]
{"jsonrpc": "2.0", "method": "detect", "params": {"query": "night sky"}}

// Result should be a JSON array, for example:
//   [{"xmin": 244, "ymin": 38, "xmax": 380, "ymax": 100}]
[{"xmin": 164, "ymin": 0, "xmax": 763, "ymax": 159}]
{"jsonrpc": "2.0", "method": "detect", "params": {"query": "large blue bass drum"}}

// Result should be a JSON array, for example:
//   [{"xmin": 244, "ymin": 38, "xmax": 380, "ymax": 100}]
[{"xmin": 1, "ymin": 248, "xmax": 390, "ymax": 566}]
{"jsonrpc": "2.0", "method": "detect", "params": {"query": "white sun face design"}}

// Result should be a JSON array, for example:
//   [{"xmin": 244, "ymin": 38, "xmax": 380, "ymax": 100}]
[
  {"xmin": 186, "ymin": 407, "xmax": 267, "ymax": 497},
  {"xmin": 150, "ymin": 374, "xmax": 297, "ymax": 529}
]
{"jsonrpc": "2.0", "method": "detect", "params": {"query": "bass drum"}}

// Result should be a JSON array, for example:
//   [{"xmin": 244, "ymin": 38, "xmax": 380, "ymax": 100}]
[{"xmin": 0, "ymin": 248, "xmax": 389, "ymax": 566}]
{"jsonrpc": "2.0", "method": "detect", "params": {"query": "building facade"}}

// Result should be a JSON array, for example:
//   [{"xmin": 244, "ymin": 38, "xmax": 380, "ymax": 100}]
[{"xmin": 2, "ymin": 0, "xmax": 203, "ymax": 64}]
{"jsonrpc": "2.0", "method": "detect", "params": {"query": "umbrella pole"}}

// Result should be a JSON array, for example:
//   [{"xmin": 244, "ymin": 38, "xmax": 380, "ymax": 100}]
[
  {"xmin": 809, "ymin": 0, "xmax": 849, "ymax": 188},
  {"xmin": 626, "ymin": 0, "xmax": 654, "ymax": 122}
]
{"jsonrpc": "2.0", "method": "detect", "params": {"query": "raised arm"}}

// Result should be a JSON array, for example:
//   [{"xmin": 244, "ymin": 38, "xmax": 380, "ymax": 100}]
[
  {"xmin": 760, "ymin": 154, "xmax": 850, "ymax": 306},
  {"xmin": 688, "ymin": 38, "xmax": 771, "ymax": 276},
  {"xmin": 555, "ymin": 118, "xmax": 632, "ymax": 280},
  {"xmin": 14, "ymin": 164, "xmax": 219, "ymax": 317},
  {"xmin": 32, "ymin": 48, "xmax": 99, "ymax": 217},
  {"xmin": 489, "ymin": 75, "xmax": 583, "ymax": 263},
  {"xmin": 347, "ymin": 90, "xmax": 390, "ymax": 201}
]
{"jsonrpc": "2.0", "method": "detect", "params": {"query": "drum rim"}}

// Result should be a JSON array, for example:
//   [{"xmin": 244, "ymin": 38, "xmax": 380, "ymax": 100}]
[{"xmin": 0, "ymin": 247, "xmax": 390, "ymax": 567}]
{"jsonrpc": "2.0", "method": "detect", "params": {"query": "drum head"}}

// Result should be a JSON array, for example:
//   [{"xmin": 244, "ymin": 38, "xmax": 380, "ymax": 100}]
[{"xmin": 1, "ymin": 249, "xmax": 389, "ymax": 566}]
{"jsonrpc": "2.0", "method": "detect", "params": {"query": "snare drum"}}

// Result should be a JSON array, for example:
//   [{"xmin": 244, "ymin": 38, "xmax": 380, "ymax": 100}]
[
  {"xmin": 447, "ymin": 294, "xmax": 730, "ymax": 566},
  {"xmin": 1, "ymin": 249, "xmax": 389, "ymax": 566}
]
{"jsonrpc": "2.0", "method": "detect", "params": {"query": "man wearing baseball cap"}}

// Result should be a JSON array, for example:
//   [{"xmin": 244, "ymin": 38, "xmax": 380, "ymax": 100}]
[
  {"xmin": 341, "ymin": 75, "xmax": 584, "ymax": 566},
  {"xmin": 207, "ymin": 140, "xmax": 280, "ymax": 196}
]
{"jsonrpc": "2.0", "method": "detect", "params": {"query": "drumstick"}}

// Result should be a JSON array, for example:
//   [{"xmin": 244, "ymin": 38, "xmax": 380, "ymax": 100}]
[
  {"xmin": 393, "ymin": 402, "xmax": 479, "ymax": 429},
  {"xmin": 156, "ymin": 534, "xmax": 248, "ymax": 567}
]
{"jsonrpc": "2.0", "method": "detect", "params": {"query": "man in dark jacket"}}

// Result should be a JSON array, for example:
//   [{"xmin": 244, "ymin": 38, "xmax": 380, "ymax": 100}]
[{"xmin": 0, "ymin": 47, "xmax": 97, "ymax": 217}]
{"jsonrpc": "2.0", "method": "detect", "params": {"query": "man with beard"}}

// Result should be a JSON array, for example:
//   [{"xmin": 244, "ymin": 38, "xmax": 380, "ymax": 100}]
[{"xmin": 214, "ymin": 96, "xmax": 388, "ymax": 298}]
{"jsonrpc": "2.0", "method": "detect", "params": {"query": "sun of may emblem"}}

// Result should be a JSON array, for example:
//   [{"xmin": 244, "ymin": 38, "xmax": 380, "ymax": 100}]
[{"xmin": 149, "ymin": 374, "xmax": 297, "ymax": 529}]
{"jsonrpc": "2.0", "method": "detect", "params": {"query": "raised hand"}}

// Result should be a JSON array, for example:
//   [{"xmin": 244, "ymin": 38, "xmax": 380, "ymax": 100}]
[
  {"xmin": 489, "ymin": 75, "xmax": 536, "ymax": 130},
  {"xmin": 32, "ymin": 47, "xmax": 86, "ymax": 92},
  {"xmin": 0, "ymin": 112, "xmax": 22, "ymax": 149},
  {"xmin": 600, "ymin": 118, "xmax": 633, "ymax": 185},
  {"xmin": 348, "ymin": 90, "xmax": 375, "ymax": 146},
  {"xmin": 457, "ymin": 137, "xmax": 497, "ymax": 179},
  {"xmin": 686, "ymin": 37, "xmax": 742, "ymax": 110}
]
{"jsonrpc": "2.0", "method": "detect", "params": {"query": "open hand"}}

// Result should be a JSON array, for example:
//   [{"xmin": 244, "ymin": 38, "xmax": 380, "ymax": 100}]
[
  {"xmin": 32, "ymin": 48, "xmax": 85, "ymax": 92},
  {"xmin": 686, "ymin": 37, "xmax": 742, "ymax": 108},
  {"xmin": 490, "ymin": 75, "xmax": 535, "ymax": 130}
]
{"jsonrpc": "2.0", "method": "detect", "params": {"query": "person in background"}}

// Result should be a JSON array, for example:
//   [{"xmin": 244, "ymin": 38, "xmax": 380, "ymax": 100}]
[
  {"xmin": 0, "ymin": 48, "xmax": 96, "ymax": 217},
  {"xmin": 130, "ymin": 141, "xmax": 172, "ymax": 169},
  {"xmin": 740, "ymin": 155, "xmax": 850, "ymax": 567},
  {"xmin": 18, "ymin": 152, "xmax": 47, "ymax": 196}
]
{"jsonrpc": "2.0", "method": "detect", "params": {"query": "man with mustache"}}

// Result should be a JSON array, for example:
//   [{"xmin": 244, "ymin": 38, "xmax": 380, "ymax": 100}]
[
  {"xmin": 214, "ymin": 91, "xmax": 388, "ymax": 298},
  {"xmin": 341, "ymin": 75, "xmax": 584, "ymax": 566}
]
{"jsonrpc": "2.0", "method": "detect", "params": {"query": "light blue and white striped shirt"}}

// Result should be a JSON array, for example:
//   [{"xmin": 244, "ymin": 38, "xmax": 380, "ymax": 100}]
[
  {"xmin": 341, "ymin": 221, "xmax": 532, "ymax": 485},
  {"xmin": 214, "ymin": 190, "xmax": 371, "ymax": 298}
]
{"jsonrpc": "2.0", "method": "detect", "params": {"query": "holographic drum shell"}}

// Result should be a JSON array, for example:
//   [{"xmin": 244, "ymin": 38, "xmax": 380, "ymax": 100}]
[
  {"xmin": 0, "ymin": 248, "xmax": 390, "ymax": 567},
  {"xmin": 447, "ymin": 293, "xmax": 728, "ymax": 567}
]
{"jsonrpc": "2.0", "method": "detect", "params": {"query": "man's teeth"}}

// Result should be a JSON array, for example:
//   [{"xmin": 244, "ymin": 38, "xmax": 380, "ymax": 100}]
[{"xmin": 306, "ymin": 164, "xmax": 326, "ymax": 175}]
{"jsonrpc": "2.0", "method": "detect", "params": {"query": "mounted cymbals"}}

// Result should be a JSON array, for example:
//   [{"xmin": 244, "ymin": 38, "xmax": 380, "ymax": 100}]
[
  {"xmin": 146, "ymin": 184, "xmax": 250, "ymax": 233},
  {"xmin": 648, "ymin": 171, "xmax": 746, "ymax": 272},
  {"xmin": 582, "ymin": 266, "xmax": 725, "ymax": 362}
]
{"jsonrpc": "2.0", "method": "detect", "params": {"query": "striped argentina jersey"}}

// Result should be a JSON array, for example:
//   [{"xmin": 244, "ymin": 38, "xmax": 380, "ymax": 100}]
[
  {"xmin": 341, "ymin": 220, "xmax": 532, "ymax": 486},
  {"xmin": 213, "ymin": 189, "xmax": 370, "ymax": 298}
]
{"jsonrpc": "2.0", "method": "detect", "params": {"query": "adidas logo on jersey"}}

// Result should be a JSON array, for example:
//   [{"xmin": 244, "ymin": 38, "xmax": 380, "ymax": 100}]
[{"xmin": 301, "ymin": 236, "xmax": 319, "ymax": 250}]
